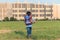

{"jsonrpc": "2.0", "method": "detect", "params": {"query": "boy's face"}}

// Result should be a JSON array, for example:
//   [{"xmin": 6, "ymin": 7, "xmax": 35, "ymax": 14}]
[{"xmin": 27, "ymin": 13, "xmax": 31, "ymax": 16}]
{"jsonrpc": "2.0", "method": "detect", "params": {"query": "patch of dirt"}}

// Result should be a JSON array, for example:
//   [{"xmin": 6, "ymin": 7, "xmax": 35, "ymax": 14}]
[
  {"xmin": 0, "ymin": 30, "xmax": 12, "ymax": 34},
  {"xmin": 14, "ymin": 38, "xmax": 34, "ymax": 40},
  {"xmin": 57, "ymin": 38, "xmax": 60, "ymax": 40}
]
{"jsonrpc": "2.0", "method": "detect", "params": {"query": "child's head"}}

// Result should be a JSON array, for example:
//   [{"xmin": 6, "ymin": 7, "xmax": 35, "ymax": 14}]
[{"xmin": 26, "ymin": 11, "xmax": 31, "ymax": 16}]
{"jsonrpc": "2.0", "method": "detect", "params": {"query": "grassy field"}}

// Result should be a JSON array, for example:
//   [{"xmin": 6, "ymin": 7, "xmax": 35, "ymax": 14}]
[{"xmin": 0, "ymin": 21, "xmax": 60, "ymax": 40}]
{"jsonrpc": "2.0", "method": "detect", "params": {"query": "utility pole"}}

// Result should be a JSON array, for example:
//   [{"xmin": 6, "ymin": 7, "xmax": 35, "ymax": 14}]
[
  {"xmin": 24, "ymin": 0, "xmax": 27, "ymax": 12},
  {"xmin": 35, "ymin": 0, "xmax": 36, "ymax": 13},
  {"xmin": 51, "ymin": 5, "xmax": 53, "ymax": 21},
  {"xmin": 2, "ymin": 8, "xmax": 3, "ymax": 20},
  {"xmin": 38, "ymin": 0, "xmax": 40, "ymax": 19},
  {"xmin": 44, "ymin": 4, "xmax": 46, "ymax": 19}
]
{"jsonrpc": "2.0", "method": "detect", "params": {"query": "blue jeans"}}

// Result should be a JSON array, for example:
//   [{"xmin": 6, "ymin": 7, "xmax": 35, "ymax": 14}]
[{"xmin": 26, "ymin": 27, "xmax": 32, "ymax": 37}]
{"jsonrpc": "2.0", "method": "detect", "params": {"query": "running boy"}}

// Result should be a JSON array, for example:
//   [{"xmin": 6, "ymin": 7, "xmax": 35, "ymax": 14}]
[{"xmin": 24, "ymin": 11, "xmax": 32, "ymax": 38}]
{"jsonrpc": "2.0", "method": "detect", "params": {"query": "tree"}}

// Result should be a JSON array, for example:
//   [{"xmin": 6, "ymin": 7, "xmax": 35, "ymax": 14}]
[
  {"xmin": 3, "ymin": 17, "xmax": 9, "ymax": 21},
  {"xmin": 10, "ymin": 17, "xmax": 17, "ymax": 21}
]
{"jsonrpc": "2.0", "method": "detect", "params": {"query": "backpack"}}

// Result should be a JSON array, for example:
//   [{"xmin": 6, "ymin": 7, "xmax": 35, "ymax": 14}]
[{"xmin": 24, "ymin": 15, "xmax": 32, "ymax": 25}]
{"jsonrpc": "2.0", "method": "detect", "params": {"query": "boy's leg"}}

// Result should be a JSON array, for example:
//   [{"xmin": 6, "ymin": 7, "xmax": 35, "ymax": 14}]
[
  {"xmin": 27, "ymin": 27, "xmax": 32, "ymax": 38},
  {"xmin": 27, "ymin": 27, "xmax": 30, "ymax": 38},
  {"xmin": 29, "ymin": 27, "xmax": 32, "ymax": 37}
]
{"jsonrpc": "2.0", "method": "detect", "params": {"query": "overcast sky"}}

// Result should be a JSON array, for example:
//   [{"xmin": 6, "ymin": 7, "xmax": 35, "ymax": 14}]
[{"xmin": 0, "ymin": 0, "xmax": 60, "ymax": 4}]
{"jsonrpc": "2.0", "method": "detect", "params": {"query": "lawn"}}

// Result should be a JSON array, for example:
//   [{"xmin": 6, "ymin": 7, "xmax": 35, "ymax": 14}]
[{"xmin": 0, "ymin": 21, "xmax": 60, "ymax": 40}]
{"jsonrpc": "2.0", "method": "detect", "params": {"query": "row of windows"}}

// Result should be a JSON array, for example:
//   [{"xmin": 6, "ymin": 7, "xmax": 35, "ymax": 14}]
[
  {"xmin": 32, "ymin": 14, "xmax": 38, "ymax": 17},
  {"xmin": 12, "ymin": 3, "xmax": 53, "ymax": 8},
  {"xmin": 13, "ymin": 14, "xmax": 53, "ymax": 17},
  {"xmin": 13, "ymin": 10, "xmax": 53, "ymax": 13},
  {"xmin": 32, "ymin": 14, "xmax": 53, "ymax": 17},
  {"xmin": 31, "ymin": 10, "xmax": 38, "ymax": 12},
  {"xmin": 30, "ymin": 4, "xmax": 35, "ymax": 8},
  {"xmin": 13, "ymin": 14, "xmax": 25, "ymax": 17},
  {"xmin": 12, "ymin": 3, "xmax": 36, "ymax": 8},
  {"xmin": 45, "ymin": 5, "xmax": 53, "ymax": 8},
  {"xmin": 12, "ymin": 3, "xmax": 21, "ymax": 8},
  {"xmin": 13, "ymin": 10, "xmax": 17, "ymax": 12},
  {"xmin": 41, "ymin": 14, "xmax": 53, "ymax": 16},
  {"xmin": 12, "ymin": 10, "xmax": 38, "ymax": 12},
  {"xmin": 13, "ymin": 10, "xmax": 26, "ymax": 12},
  {"xmin": 13, "ymin": 14, "xmax": 38, "ymax": 17},
  {"xmin": 40, "ymin": 10, "xmax": 53, "ymax": 12},
  {"xmin": 40, "ymin": 5, "xmax": 53, "ymax": 8}
]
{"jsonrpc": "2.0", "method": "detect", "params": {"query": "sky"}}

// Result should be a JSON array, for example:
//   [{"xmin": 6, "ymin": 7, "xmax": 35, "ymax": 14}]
[{"xmin": 0, "ymin": 0, "xmax": 60, "ymax": 4}]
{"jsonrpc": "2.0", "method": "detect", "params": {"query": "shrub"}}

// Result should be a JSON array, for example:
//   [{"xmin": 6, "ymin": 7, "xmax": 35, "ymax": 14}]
[
  {"xmin": 10, "ymin": 17, "xmax": 17, "ymax": 21},
  {"xmin": 20, "ymin": 19, "xmax": 24, "ymax": 21},
  {"xmin": 36, "ymin": 18, "xmax": 48, "ymax": 21},
  {"xmin": 3, "ymin": 17, "xmax": 9, "ymax": 21}
]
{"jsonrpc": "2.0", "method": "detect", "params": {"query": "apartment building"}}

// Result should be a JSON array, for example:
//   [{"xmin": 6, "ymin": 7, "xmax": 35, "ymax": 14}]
[
  {"xmin": 12, "ymin": 3, "xmax": 53, "ymax": 20},
  {"xmin": 0, "ymin": 3, "xmax": 12, "ymax": 20},
  {"xmin": 0, "ymin": 2, "xmax": 59, "ymax": 20}
]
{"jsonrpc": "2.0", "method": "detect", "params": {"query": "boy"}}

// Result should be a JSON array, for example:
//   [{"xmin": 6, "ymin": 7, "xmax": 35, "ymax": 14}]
[{"xmin": 24, "ymin": 11, "xmax": 32, "ymax": 38}]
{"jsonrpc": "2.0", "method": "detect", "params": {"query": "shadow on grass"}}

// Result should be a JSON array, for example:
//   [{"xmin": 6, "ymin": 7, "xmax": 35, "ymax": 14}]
[
  {"xmin": 31, "ymin": 35, "xmax": 37, "ymax": 40},
  {"xmin": 14, "ymin": 31, "xmax": 37, "ymax": 40},
  {"xmin": 14, "ymin": 31, "xmax": 25, "ymax": 36}
]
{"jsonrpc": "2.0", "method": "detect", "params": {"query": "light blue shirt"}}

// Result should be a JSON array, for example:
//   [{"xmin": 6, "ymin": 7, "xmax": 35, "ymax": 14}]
[
  {"xmin": 25, "ymin": 15, "xmax": 32, "ymax": 27},
  {"xmin": 24, "ymin": 15, "xmax": 30, "ymax": 24},
  {"xmin": 26, "ymin": 25, "xmax": 32, "ymax": 27}
]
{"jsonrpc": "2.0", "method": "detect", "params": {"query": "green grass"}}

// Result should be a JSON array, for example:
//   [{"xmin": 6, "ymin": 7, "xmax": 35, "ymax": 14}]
[{"xmin": 0, "ymin": 21, "xmax": 60, "ymax": 40}]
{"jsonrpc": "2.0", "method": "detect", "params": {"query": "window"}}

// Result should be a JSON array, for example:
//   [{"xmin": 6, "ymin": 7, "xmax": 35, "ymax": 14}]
[
  {"xmin": 31, "ymin": 10, "xmax": 38, "ymax": 12},
  {"xmin": 35, "ymin": 10, "xmax": 38, "ymax": 12},
  {"xmin": 40, "ymin": 14, "xmax": 53, "ymax": 17},
  {"xmin": 19, "ymin": 4, "xmax": 21, "ymax": 8},
  {"xmin": 40, "ymin": 14, "xmax": 44, "ymax": 17},
  {"xmin": 48, "ymin": 5, "xmax": 53, "ymax": 8},
  {"xmin": 46, "ymin": 14, "xmax": 53, "ymax": 16},
  {"xmin": 19, "ymin": 14, "xmax": 21, "ymax": 17},
  {"xmin": 15, "ymin": 3, "xmax": 17, "ymax": 8},
  {"xmin": 22, "ymin": 14, "xmax": 25, "ymax": 17},
  {"xmin": 13, "ymin": 14, "xmax": 14, "ymax": 17},
  {"xmin": 40, "ymin": 5, "xmax": 44, "ymax": 8},
  {"xmin": 36, "ymin": 5, "xmax": 38, "ymax": 8},
  {"xmin": 19, "ymin": 10, "xmax": 26, "ymax": 12},
  {"xmin": 13, "ymin": 10, "xmax": 17, "ymax": 12},
  {"xmin": 19, "ymin": 10, "xmax": 21, "ymax": 12},
  {"xmin": 40, "ymin": 10, "xmax": 45, "ymax": 12},
  {"xmin": 15, "ymin": 14, "xmax": 17, "ymax": 17},
  {"xmin": 32, "ymin": 14, "xmax": 35, "ymax": 17},
  {"xmin": 46, "ymin": 10, "xmax": 53, "ymax": 12},
  {"xmin": 31, "ymin": 10, "xmax": 35, "ymax": 12},
  {"xmin": 46, "ymin": 5, "xmax": 49, "ymax": 8},
  {"xmin": 19, "ymin": 14, "xmax": 25, "ymax": 17},
  {"xmin": 22, "ymin": 4, "xmax": 27, "ymax": 8},
  {"xmin": 36, "ymin": 14, "xmax": 38, "ymax": 17},
  {"xmin": 30, "ymin": 4, "xmax": 35, "ymax": 8},
  {"xmin": 46, "ymin": 8, "xmax": 51, "ymax": 10},
  {"xmin": 12, "ymin": 4, "xmax": 14, "ymax": 8},
  {"xmin": 13, "ymin": 14, "xmax": 17, "ymax": 17}
]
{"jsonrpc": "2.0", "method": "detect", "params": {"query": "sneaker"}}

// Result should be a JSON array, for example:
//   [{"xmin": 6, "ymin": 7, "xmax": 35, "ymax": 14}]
[{"xmin": 29, "ymin": 34, "xmax": 31, "ymax": 38}]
